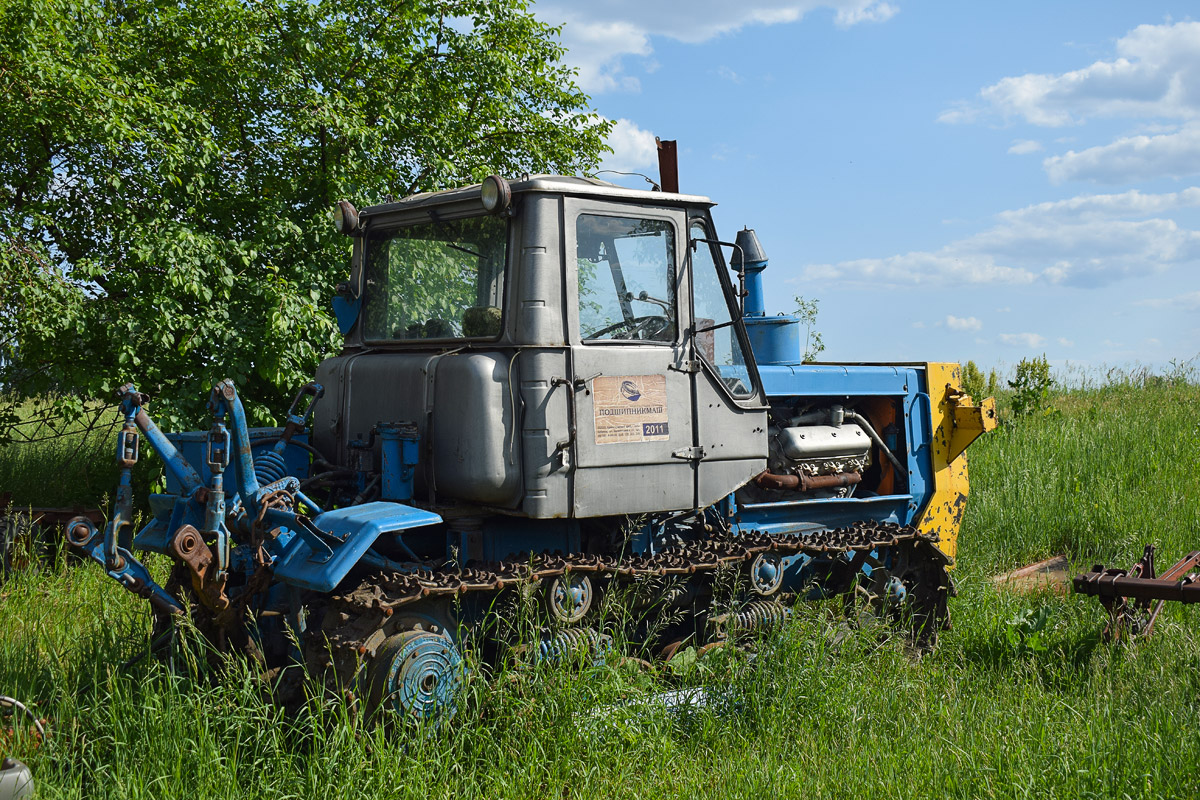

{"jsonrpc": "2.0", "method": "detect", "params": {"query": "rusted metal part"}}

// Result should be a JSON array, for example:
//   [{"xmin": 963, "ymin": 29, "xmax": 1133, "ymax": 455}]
[
  {"xmin": 168, "ymin": 525, "xmax": 230, "ymax": 612},
  {"xmin": 0, "ymin": 491, "xmax": 105, "ymax": 530},
  {"xmin": 993, "ymin": 555, "xmax": 1071, "ymax": 595},
  {"xmin": 307, "ymin": 520, "xmax": 949, "ymax": 688},
  {"xmin": 1073, "ymin": 545, "xmax": 1200, "ymax": 640},
  {"xmin": 1, "ymin": 492, "xmax": 105, "ymax": 573},
  {"xmin": 656, "ymin": 138, "xmax": 678, "ymax": 193},
  {"xmin": 754, "ymin": 470, "xmax": 862, "ymax": 492}
]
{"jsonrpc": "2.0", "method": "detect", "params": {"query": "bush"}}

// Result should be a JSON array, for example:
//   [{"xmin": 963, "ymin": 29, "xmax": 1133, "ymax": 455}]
[
  {"xmin": 962, "ymin": 361, "xmax": 1000, "ymax": 400},
  {"xmin": 1009, "ymin": 354, "xmax": 1054, "ymax": 418}
]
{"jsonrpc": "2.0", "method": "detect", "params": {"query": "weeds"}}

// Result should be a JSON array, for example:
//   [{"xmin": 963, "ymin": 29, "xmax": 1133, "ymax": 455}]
[{"xmin": 1008, "ymin": 354, "xmax": 1055, "ymax": 418}]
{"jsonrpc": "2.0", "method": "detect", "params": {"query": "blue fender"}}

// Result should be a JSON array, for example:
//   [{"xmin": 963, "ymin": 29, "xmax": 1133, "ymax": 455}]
[{"xmin": 271, "ymin": 501, "xmax": 441, "ymax": 592}]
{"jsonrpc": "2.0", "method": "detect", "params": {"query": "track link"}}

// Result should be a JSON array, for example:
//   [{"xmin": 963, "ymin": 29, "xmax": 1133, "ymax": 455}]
[{"xmin": 309, "ymin": 521, "xmax": 950, "ymax": 683}]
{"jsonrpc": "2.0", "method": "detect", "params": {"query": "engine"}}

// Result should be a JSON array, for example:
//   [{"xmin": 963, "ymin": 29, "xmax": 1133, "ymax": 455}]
[{"xmin": 747, "ymin": 403, "xmax": 903, "ymax": 501}]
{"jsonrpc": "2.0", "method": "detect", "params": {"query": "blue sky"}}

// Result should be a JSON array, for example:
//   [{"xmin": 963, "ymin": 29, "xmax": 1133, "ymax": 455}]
[{"xmin": 531, "ymin": 0, "xmax": 1200, "ymax": 374}]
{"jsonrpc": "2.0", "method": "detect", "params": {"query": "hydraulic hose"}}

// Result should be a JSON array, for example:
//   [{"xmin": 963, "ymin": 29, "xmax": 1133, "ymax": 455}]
[{"xmin": 843, "ymin": 410, "xmax": 907, "ymax": 478}]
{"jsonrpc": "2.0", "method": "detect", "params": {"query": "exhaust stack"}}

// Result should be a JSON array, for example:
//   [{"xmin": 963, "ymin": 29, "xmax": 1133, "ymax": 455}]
[{"xmin": 656, "ymin": 138, "xmax": 678, "ymax": 193}]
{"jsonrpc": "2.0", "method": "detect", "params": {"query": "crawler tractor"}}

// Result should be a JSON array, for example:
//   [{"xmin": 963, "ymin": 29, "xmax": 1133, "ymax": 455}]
[{"xmin": 67, "ymin": 171, "xmax": 996, "ymax": 720}]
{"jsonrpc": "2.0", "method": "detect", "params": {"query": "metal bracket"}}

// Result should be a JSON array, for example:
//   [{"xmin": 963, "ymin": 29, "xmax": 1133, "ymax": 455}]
[
  {"xmin": 669, "ymin": 360, "xmax": 701, "ymax": 374},
  {"xmin": 672, "ymin": 446, "xmax": 706, "ymax": 461}
]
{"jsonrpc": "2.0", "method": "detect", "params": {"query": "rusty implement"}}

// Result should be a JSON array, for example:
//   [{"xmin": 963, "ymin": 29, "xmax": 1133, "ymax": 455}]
[
  {"xmin": 1, "ymin": 491, "xmax": 104, "ymax": 574},
  {"xmin": 1073, "ymin": 545, "xmax": 1200, "ymax": 641}
]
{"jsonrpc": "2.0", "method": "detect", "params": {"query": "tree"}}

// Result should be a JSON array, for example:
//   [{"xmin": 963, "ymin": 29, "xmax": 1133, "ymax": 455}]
[
  {"xmin": 0, "ymin": 0, "xmax": 610, "ymax": 428},
  {"xmin": 792, "ymin": 295, "xmax": 825, "ymax": 362}
]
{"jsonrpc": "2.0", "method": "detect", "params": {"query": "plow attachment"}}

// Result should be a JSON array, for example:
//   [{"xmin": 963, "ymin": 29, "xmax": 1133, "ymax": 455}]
[{"xmin": 1073, "ymin": 545, "xmax": 1200, "ymax": 641}]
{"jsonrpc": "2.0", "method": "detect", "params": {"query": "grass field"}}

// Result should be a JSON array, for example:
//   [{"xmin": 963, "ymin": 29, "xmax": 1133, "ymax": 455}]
[{"xmin": 2, "ymin": 377, "xmax": 1199, "ymax": 799}]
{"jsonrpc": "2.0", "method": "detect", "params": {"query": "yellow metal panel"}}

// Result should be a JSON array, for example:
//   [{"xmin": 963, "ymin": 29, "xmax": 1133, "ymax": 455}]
[{"xmin": 916, "ymin": 363, "xmax": 996, "ymax": 562}]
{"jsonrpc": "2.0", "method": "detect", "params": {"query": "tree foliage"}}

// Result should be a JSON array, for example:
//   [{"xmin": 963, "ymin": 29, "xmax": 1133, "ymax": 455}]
[
  {"xmin": 0, "ymin": 0, "xmax": 610, "ymax": 428},
  {"xmin": 792, "ymin": 295, "xmax": 825, "ymax": 362}
]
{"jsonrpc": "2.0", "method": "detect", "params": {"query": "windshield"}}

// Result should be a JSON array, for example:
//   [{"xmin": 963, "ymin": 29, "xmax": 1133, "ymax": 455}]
[{"xmin": 362, "ymin": 214, "xmax": 508, "ymax": 341}]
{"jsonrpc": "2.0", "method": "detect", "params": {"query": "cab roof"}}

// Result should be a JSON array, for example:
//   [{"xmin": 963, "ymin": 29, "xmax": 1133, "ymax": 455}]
[{"xmin": 361, "ymin": 174, "xmax": 714, "ymax": 217}]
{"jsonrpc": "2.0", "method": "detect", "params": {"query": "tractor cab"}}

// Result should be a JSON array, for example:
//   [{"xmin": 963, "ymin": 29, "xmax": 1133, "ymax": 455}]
[{"xmin": 316, "ymin": 176, "xmax": 768, "ymax": 524}]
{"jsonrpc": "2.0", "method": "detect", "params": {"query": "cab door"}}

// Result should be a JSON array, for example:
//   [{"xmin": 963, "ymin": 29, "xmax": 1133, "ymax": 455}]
[
  {"xmin": 564, "ymin": 199, "xmax": 696, "ymax": 517},
  {"xmin": 687, "ymin": 217, "xmax": 769, "ymax": 504}
]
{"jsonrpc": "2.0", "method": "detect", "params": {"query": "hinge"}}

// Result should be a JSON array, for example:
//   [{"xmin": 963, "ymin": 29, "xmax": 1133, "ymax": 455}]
[
  {"xmin": 669, "ymin": 359, "xmax": 701, "ymax": 374},
  {"xmin": 672, "ymin": 446, "xmax": 706, "ymax": 461}
]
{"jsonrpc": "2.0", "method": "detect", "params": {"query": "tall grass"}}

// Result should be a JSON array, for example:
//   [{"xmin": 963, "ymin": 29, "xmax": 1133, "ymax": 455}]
[{"xmin": 2, "ymin": 379, "xmax": 1200, "ymax": 799}]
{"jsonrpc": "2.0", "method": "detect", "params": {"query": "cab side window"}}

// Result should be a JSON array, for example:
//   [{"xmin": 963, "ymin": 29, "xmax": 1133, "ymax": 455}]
[
  {"xmin": 690, "ymin": 220, "xmax": 753, "ymax": 398},
  {"xmin": 577, "ymin": 214, "xmax": 677, "ymax": 343}
]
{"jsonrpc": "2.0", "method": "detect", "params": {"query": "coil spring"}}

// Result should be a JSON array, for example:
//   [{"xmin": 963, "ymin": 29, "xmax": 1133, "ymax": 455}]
[
  {"xmin": 536, "ymin": 628, "xmax": 612, "ymax": 664},
  {"xmin": 728, "ymin": 601, "xmax": 790, "ymax": 632},
  {"xmin": 254, "ymin": 449, "xmax": 288, "ymax": 486}
]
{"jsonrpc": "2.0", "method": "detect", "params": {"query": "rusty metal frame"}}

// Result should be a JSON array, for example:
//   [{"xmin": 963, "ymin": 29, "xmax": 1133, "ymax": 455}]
[{"xmin": 1073, "ymin": 545, "xmax": 1200, "ymax": 640}]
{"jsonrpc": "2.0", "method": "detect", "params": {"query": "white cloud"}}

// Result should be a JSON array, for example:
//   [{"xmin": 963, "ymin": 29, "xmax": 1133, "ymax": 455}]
[
  {"xmin": 801, "ymin": 187, "xmax": 1200, "ymax": 289},
  {"xmin": 802, "ymin": 251, "xmax": 1037, "ymax": 286},
  {"xmin": 1043, "ymin": 123, "xmax": 1200, "ymax": 183},
  {"xmin": 536, "ymin": 1, "xmax": 900, "ymax": 93},
  {"xmin": 1136, "ymin": 290, "xmax": 1200, "ymax": 310},
  {"xmin": 996, "ymin": 187, "xmax": 1200, "ymax": 222},
  {"xmin": 942, "ymin": 21, "xmax": 1200, "ymax": 126},
  {"xmin": 999, "ymin": 333, "xmax": 1046, "ymax": 348},
  {"xmin": 833, "ymin": 1, "xmax": 897, "ymax": 27},
  {"xmin": 716, "ymin": 66, "xmax": 743, "ymax": 84},
  {"xmin": 1058, "ymin": 337, "xmax": 1075, "ymax": 347},
  {"xmin": 936, "ymin": 103, "xmax": 978, "ymax": 125},
  {"xmin": 1008, "ymin": 139, "xmax": 1043, "ymax": 155},
  {"xmin": 553, "ymin": 19, "xmax": 651, "ymax": 93},
  {"xmin": 946, "ymin": 315, "xmax": 982, "ymax": 331},
  {"xmin": 597, "ymin": 117, "xmax": 659, "ymax": 175}
]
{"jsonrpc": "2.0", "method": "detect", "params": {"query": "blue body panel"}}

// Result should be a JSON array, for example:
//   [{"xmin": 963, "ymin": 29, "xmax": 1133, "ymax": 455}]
[
  {"xmin": 734, "ymin": 495, "xmax": 911, "ymax": 536},
  {"xmin": 272, "ymin": 501, "xmax": 442, "ymax": 592},
  {"xmin": 742, "ymin": 362, "xmax": 932, "ymax": 531},
  {"xmin": 164, "ymin": 428, "xmax": 311, "ymax": 494}
]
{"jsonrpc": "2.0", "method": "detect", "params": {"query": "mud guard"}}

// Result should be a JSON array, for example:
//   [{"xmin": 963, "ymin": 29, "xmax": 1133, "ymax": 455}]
[{"xmin": 271, "ymin": 501, "xmax": 441, "ymax": 592}]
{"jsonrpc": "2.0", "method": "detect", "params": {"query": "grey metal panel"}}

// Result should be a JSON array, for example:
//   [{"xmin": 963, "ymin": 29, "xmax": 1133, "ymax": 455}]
[
  {"xmin": 698, "ymin": 458, "xmax": 765, "ymax": 509},
  {"xmin": 573, "ymin": 463, "xmax": 697, "ymax": 517},
  {"xmin": 515, "ymin": 195, "xmax": 567, "ymax": 347},
  {"xmin": 569, "ymin": 351, "xmax": 693, "ymax": 470},
  {"xmin": 694, "ymin": 361, "xmax": 768, "ymax": 507},
  {"xmin": 431, "ymin": 352, "xmax": 522, "ymax": 507},
  {"xmin": 312, "ymin": 355, "xmax": 346, "ymax": 462},
  {"xmin": 518, "ymin": 348, "xmax": 571, "ymax": 518},
  {"xmin": 313, "ymin": 351, "xmax": 435, "ymax": 468},
  {"xmin": 322, "ymin": 351, "xmax": 522, "ymax": 507}
]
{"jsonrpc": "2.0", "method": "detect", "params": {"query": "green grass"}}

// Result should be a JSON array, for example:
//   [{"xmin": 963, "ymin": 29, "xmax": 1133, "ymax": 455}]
[{"xmin": 3, "ymin": 381, "xmax": 1200, "ymax": 799}]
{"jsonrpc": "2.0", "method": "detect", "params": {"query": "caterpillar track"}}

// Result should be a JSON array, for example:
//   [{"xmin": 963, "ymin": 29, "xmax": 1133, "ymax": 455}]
[{"xmin": 295, "ymin": 520, "xmax": 950, "ymax": 714}]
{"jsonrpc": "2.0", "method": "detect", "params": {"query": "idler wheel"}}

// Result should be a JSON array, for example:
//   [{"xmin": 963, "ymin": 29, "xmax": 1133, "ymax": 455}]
[
  {"xmin": 546, "ymin": 573, "xmax": 594, "ymax": 624},
  {"xmin": 367, "ymin": 629, "xmax": 465, "ymax": 721},
  {"xmin": 749, "ymin": 553, "xmax": 784, "ymax": 596}
]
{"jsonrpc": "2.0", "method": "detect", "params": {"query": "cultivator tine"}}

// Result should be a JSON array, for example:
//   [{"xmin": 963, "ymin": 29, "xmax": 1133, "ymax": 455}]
[{"xmin": 1073, "ymin": 545, "xmax": 1200, "ymax": 640}]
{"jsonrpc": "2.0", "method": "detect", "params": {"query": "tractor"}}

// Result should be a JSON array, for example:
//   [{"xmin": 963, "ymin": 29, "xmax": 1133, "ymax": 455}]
[{"xmin": 67, "ymin": 168, "xmax": 995, "ymax": 720}]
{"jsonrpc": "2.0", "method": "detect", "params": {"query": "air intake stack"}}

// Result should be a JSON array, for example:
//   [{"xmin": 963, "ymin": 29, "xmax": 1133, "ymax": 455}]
[{"xmin": 731, "ymin": 228, "xmax": 803, "ymax": 365}]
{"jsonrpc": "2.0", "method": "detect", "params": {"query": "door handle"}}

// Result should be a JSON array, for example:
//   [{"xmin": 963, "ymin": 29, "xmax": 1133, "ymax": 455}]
[{"xmin": 573, "ymin": 372, "xmax": 602, "ymax": 395}]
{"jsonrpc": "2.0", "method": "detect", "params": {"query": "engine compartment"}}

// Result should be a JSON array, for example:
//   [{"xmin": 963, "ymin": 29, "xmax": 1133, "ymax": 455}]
[{"xmin": 739, "ymin": 396, "xmax": 908, "ymax": 504}]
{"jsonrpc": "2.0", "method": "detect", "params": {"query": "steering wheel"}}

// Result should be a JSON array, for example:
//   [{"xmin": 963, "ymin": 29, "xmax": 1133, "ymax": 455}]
[{"xmin": 586, "ymin": 315, "xmax": 672, "ymax": 341}]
